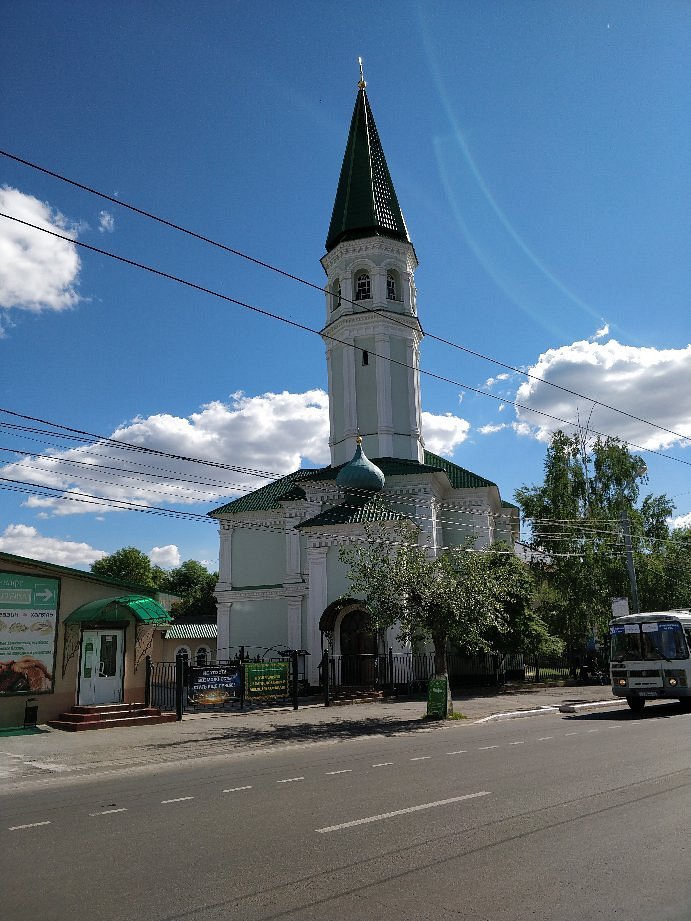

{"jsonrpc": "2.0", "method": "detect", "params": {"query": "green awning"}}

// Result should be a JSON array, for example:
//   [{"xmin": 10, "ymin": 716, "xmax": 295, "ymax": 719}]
[{"xmin": 64, "ymin": 594, "xmax": 173, "ymax": 625}]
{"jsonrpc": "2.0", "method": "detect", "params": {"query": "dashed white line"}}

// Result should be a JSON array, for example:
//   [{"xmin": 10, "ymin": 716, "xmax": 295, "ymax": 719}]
[
  {"xmin": 587, "ymin": 729, "xmax": 600, "ymax": 733},
  {"xmin": 9, "ymin": 821, "xmax": 51, "ymax": 831},
  {"xmin": 325, "ymin": 770, "xmax": 352, "ymax": 775},
  {"xmin": 446, "ymin": 750, "xmax": 467, "ymax": 755},
  {"xmin": 89, "ymin": 808, "xmax": 127, "ymax": 816},
  {"xmin": 564, "ymin": 731, "xmax": 580, "ymax": 736},
  {"xmin": 277, "ymin": 777, "xmax": 304, "ymax": 784},
  {"xmin": 537, "ymin": 736, "xmax": 553, "ymax": 741},
  {"xmin": 222, "ymin": 785, "xmax": 252, "ymax": 793},
  {"xmin": 316, "ymin": 791, "xmax": 491, "ymax": 833},
  {"xmin": 479, "ymin": 745, "xmax": 500, "ymax": 750},
  {"xmin": 509, "ymin": 741, "xmax": 525, "ymax": 746},
  {"xmin": 410, "ymin": 756, "xmax": 432, "ymax": 761},
  {"xmin": 372, "ymin": 762, "xmax": 394, "ymax": 768},
  {"xmin": 161, "ymin": 796, "xmax": 194, "ymax": 804}
]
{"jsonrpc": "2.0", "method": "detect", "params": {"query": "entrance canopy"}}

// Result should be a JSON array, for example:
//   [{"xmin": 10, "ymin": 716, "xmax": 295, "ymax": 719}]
[{"xmin": 64, "ymin": 594, "xmax": 173, "ymax": 625}]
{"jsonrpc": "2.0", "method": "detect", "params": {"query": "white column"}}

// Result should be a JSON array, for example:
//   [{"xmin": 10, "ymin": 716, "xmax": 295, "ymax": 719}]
[
  {"xmin": 284, "ymin": 516, "xmax": 301, "ymax": 582},
  {"xmin": 375, "ymin": 332, "xmax": 393, "ymax": 457},
  {"xmin": 217, "ymin": 523, "xmax": 233, "ymax": 588},
  {"xmin": 306, "ymin": 546, "xmax": 328, "ymax": 685},
  {"xmin": 216, "ymin": 601, "xmax": 232, "ymax": 660},
  {"xmin": 286, "ymin": 596, "xmax": 302, "ymax": 651}
]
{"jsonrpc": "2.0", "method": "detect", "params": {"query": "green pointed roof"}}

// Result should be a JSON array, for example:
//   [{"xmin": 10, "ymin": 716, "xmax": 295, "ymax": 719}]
[
  {"xmin": 335, "ymin": 438, "xmax": 385, "ymax": 493},
  {"xmin": 326, "ymin": 84, "xmax": 410, "ymax": 252}
]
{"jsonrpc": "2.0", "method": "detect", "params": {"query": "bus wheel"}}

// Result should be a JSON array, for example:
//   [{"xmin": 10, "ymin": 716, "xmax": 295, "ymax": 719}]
[{"xmin": 626, "ymin": 696, "xmax": 645, "ymax": 713}]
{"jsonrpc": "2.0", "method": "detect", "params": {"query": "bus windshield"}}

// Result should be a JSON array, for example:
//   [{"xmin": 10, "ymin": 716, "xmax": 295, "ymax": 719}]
[{"xmin": 611, "ymin": 621, "xmax": 688, "ymax": 662}]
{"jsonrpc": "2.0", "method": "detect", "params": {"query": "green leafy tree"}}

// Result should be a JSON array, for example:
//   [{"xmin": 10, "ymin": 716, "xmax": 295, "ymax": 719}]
[
  {"xmin": 160, "ymin": 560, "xmax": 218, "ymax": 619},
  {"xmin": 90, "ymin": 546, "xmax": 163, "ymax": 589},
  {"xmin": 340, "ymin": 524, "xmax": 521, "ymax": 713},
  {"xmin": 515, "ymin": 431, "xmax": 675, "ymax": 651}
]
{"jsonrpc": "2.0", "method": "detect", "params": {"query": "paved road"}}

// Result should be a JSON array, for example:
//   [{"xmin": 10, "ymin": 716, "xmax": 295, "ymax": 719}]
[{"xmin": 2, "ymin": 699, "xmax": 690, "ymax": 921}]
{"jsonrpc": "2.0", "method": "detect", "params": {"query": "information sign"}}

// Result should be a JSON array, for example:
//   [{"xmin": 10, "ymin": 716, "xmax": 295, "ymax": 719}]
[
  {"xmin": 188, "ymin": 665, "xmax": 241, "ymax": 705},
  {"xmin": 427, "ymin": 676, "xmax": 448, "ymax": 719},
  {"xmin": 0, "ymin": 571, "xmax": 59, "ymax": 695},
  {"xmin": 245, "ymin": 662, "xmax": 289, "ymax": 698}
]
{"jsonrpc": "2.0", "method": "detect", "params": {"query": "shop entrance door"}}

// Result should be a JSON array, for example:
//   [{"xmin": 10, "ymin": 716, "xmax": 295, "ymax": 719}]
[{"xmin": 79, "ymin": 630, "xmax": 124, "ymax": 705}]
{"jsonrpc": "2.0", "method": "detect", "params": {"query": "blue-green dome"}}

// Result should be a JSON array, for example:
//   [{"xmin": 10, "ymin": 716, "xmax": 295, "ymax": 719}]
[{"xmin": 336, "ymin": 438, "xmax": 385, "ymax": 493}]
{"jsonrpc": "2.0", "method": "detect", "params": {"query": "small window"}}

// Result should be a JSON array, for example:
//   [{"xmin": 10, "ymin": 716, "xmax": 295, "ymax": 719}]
[
  {"xmin": 362, "ymin": 350, "xmax": 369, "ymax": 366},
  {"xmin": 332, "ymin": 279, "xmax": 341, "ymax": 311},
  {"xmin": 386, "ymin": 271, "xmax": 397, "ymax": 300},
  {"xmin": 355, "ymin": 272, "xmax": 371, "ymax": 301},
  {"xmin": 195, "ymin": 646, "xmax": 211, "ymax": 666}
]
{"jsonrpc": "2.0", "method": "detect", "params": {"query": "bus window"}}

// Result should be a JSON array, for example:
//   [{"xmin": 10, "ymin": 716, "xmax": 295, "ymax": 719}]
[{"xmin": 641, "ymin": 622, "xmax": 687, "ymax": 660}]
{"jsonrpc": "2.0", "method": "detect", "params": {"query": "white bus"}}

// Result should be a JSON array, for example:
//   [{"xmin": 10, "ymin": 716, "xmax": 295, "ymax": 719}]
[{"xmin": 610, "ymin": 610, "xmax": 691, "ymax": 712}]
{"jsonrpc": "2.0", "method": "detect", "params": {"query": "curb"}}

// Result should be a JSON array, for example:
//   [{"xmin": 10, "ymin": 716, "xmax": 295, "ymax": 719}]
[
  {"xmin": 558, "ymin": 700, "xmax": 617, "ymax": 714},
  {"xmin": 476, "ymin": 699, "xmax": 615, "ymax": 722}
]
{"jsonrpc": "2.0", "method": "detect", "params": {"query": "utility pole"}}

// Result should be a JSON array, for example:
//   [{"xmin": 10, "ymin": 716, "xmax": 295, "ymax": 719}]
[{"xmin": 620, "ymin": 509, "xmax": 640, "ymax": 614}]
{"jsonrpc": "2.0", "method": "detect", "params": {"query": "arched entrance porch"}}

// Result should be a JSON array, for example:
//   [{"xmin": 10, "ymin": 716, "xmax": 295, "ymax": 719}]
[{"xmin": 319, "ymin": 599, "xmax": 381, "ymax": 686}]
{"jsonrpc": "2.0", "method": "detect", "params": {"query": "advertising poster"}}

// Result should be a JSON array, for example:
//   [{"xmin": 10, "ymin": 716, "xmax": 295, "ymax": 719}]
[
  {"xmin": 245, "ymin": 662, "xmax": 289, "ymax": 698},
  {"xmin": 188, "ymin": 665, "xmax": 241, "ymax": 705},
  {"xmin": 0, "ymin": 572, "xmax": 59, "ymax": 695}
]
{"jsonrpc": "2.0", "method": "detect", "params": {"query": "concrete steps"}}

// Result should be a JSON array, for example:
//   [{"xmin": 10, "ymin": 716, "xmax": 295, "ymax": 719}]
[{"xmin": 47, "ymin": 703, "xmax": 177, "ymax": 731}]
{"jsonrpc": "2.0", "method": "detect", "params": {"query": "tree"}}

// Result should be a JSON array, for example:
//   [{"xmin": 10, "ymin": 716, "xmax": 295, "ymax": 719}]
[
  {"xmin": 515, "ymin": 431, "xmax": 675, "ymax": 651},
  {"xmin": 90, "ymin": 546, "xmax": 164, "ymax": 589},
  {"xmin": 160, "ymin": 560, "xmax": 218, "ymax": 620},
  {"xmin": 340, "ymin": 524, "xmax": 520, "ymax": 714}
]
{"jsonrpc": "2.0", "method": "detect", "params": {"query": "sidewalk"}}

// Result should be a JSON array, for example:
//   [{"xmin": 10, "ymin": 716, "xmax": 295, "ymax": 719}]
[{"xmin": 0, "ymin": 683, "xmax": 616, "ymax": 789}]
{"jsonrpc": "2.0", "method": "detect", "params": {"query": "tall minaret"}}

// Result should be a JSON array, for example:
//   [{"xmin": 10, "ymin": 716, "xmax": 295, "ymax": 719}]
[{"xmin": 321, "ymin": 64, "xmax": 424, "ymax": 468}]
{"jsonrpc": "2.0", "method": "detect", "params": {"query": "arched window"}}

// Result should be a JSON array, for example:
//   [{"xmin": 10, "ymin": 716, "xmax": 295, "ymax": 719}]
[
  {"xmin": 355, "ymin": 272, "xmax": 371, "ymax": 301},
  {"xmin": 174, "ymin": 645, "xmax": 191, "ymax": 662},
  {"xmin": 386, "ymin": 271, "xmax": 397, "ymax": 301},
  {"xmin": 332, "ymin": 279, "xmax": 341, "ymax": 311},
  {"xmin": 195, "ymin": 646, "xmax": 211, "ymax": 666}
]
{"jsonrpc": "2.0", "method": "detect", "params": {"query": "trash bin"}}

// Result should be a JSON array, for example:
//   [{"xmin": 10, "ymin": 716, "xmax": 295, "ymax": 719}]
[{"xmin": 23, "ymin": 697, "xmax": 38, "ymax": 728}]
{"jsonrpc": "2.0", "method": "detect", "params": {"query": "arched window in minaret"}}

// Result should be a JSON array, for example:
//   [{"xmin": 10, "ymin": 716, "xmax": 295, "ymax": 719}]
[
  {"xmin": 386, "ymin": 270, "xmax": 400, "ymax": 301},
  {"xmin": 332, "ymin": 279, "xmax": 342, "ymax": 311},
  {"xmin": 355, "ymin": 272, "xmax": 371, "ymax": 301}
]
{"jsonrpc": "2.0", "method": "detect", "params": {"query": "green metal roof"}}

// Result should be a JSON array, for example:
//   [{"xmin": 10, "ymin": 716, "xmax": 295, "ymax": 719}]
[
  {"xmin": 297, "ymin": 496, "xmax": 404, "ymax": 529},
  {"xmin": 164, "ymin": 623, "xmax": 217, "ymax": 640},
  {"xmin": 64, "ymin": 594, "xmax": 173, "ymax": 625},
  {"xmin": 326, "ymin": 85, "xmax": 410, "ymax": 252},
  {"xmin": 209, "ymin": 453, "xmax": 498, "ymax": 519}
]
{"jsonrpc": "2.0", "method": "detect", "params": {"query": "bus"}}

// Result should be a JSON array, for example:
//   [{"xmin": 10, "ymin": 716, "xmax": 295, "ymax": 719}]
[{"xmin": 610, "ymin": 610, "xmax": 691, "ymax": 712}]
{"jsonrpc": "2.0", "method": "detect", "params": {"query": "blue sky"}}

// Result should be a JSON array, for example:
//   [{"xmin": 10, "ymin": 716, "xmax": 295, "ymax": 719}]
[{"xmin": 0, "ymin": 1, "xmax": 689, "ymax": 570}]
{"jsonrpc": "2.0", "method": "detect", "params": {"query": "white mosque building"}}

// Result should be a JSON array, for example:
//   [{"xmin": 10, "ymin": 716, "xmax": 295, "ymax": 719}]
[{"xmin": 210, "ymin": 74, "xmax": 518, "ymax": 686}]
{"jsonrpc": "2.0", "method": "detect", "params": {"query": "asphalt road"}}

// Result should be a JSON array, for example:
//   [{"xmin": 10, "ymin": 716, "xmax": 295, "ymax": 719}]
[{"xmin": 2, "ymin": 701, "xmax": 690, "ymax": 921}]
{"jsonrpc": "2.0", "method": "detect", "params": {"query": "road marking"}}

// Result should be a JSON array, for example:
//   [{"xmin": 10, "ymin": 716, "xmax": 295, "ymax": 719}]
[
  {"xmin": 222, "ymin": 785, "xmax": 252, "ymax": 793},
  {"xmin": 564, "ymin": 731, "xmax": 580, "ymax": 736},
  {"xmin": 509, "ymin": 741, "xmax": 525, "ymax": 746},
  {"xmin": 325, "ymin": 769, "xmax": 352, "ymax": 775},
  {"xmin": 161, "ymin": 796, "xmax": 194, "ymax": 804},
  {"xmin": 587, "ymin": 729, "xmax": 600, "ymax": 733},
  {"xmin": 410, "ymin": 756, "xmax": 432, "ymax": 761},
  {"xmin": 372, "ymin": 762, "xmax": 393, "ymax": 768},
  {"xmin": 479, "ymin": 745, "xmax": 499, "ymax": 750},
  {"xmin": 537, "ymin": 736, "xmax": 553, "ymax": 741},
  {"xmin": 9, "ymin": 821, "xmax": 51, "ymax": 831},
  {"xmin": 22, "ymin": 761, "xmax": 73, "ymax": 772},
  {"xmin": 89, "ymin": 808, "xmax": 127, "ymax": 816},
  {"xmin": 277, "ymin": 777, "xmax": 304, "ymax": 784},
  {"xmin": 316, "ymin": 791, "xmax": 491, "ymax": 833},
  {"xmin": 446, "ymin": 750, "xmax": 467, "ymax": 755}
]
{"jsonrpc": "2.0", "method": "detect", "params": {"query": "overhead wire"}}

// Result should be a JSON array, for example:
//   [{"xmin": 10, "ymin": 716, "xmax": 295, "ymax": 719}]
[{"xmin": 1, "ymin": 148, "xmax": 689, "ymax": 447}]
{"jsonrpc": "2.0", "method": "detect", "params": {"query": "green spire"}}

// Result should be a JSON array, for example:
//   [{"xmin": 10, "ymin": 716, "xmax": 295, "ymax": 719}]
[{"xmin": 326, "ymin": 74, "xmax": 410, "ymax": 253}]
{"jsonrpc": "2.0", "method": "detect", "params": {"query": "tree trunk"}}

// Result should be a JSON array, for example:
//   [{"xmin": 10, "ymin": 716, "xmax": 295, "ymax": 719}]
[{"xmin": 432, "ymin": 633, "xmax": 453, "ymax": 716}]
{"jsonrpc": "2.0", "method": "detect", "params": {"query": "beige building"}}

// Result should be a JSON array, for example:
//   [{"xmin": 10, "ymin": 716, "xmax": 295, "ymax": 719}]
[{"xmin": 0, "ymin": 551, "xmax": 173, "ymax": 728}]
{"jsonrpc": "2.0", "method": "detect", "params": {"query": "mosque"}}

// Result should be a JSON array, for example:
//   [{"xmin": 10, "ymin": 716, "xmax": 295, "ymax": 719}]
[{"xmin": 210, "ymin": 73, "xmax": 518, "ymax": 686}]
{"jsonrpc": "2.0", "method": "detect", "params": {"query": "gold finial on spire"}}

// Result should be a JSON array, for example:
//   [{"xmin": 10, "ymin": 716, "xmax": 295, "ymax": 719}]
[
  {"xmin": 358, "ymin": 56, "xmax": 366, "ymax": 89},
  {"xmin": 356, "ymin": 434, "xmax": 363, "ymax": 445}
]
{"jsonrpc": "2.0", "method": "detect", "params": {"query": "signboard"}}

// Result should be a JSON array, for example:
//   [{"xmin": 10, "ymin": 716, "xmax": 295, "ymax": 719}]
[
  {"xmin": 611, "ymin": 597, "xmax": 629, "ymax": 618},
  {"xmin": 245, "ymin": 662, "xmax": 289, "ymax": 698},
  {"xmin": 427, "ymin": 677, "xmax": 448, "ymax": 719},
  {"xmin": 0, "ymin": 572, "xmax": 59, "ymax": 695},
  {"xmin": 188, "ymin": 665, "xmax": 241, "ymax": 705}
]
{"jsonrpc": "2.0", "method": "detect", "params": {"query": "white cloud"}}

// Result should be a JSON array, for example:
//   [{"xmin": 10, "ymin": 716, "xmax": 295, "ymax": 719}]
[
  {"xmin": 149, "ymin": 544, "xmax": 180, "ymax": 568},
  {"xmin": 670, "ymin": 512, "xmax": 691, "ymax": 531},
  {"xmin": 2, "ymin": 390, "xmax": 332, "ymax": 516},
  {"xmin": 591, "ymin": 323, "xmax": 610, "ymax": 341},
  {"xmin": 422, "ymin": 411, "xmax": 471, "ymax": 456},
  {"xmin": 0, "ymin": 524, "xmax": 105, "ymax": 568},
  {"xmin": 98, "ymin": 210, "xmax": 115, "ymax": 233},
  {"xmin": 0, "ymin": 186, "xmax": 81, "ymax": 312},
  {"xmin": 478, "ymin": 423, "xmax": 508, "ymax": 435},
  {"xmin": 484, "ymin": 372, "xmax": 511, "ymax": 388},
  {"xmin": 514, "ymin": 338, "xmax": 691, "ymax": 450}
]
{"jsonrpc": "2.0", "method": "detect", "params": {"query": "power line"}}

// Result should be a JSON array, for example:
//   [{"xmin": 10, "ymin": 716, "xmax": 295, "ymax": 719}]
[
  {"xmin": 2, "ymin": 147, "xmax": 688, "ymax": 446},
  {"xmin": 1, "ymin": 213, "xmax": 690, "ymax": 474}
]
